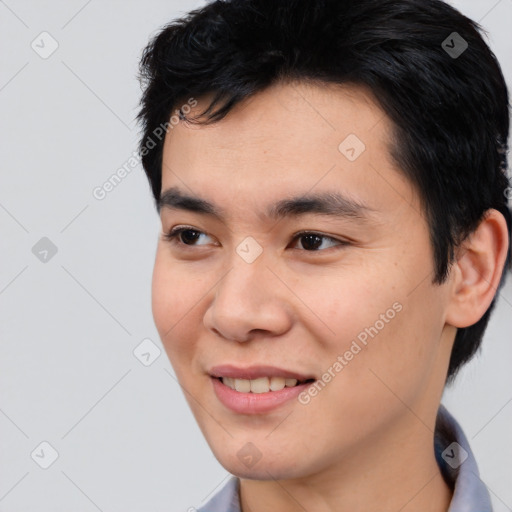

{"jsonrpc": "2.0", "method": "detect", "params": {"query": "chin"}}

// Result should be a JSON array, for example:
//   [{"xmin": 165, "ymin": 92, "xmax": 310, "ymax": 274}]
[{"xmin": 211, "ymin": 446, "xmax": 308, "ymax": 481}]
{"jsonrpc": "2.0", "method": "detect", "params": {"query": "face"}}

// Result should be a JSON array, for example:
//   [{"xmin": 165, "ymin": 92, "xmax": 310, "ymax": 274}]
[{"xmin": 152, "ymin": 81, "xmax": 455, "ymax": 480}]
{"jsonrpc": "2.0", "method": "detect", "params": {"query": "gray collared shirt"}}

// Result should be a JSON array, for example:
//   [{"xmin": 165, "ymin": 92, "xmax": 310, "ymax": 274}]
[{"xmin": 196, "ymin": 405, "xmax": 493, "ymax": 511}]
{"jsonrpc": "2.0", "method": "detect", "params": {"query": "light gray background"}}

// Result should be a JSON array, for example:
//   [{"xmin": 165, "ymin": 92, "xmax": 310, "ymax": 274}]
[{"xmin": 0, "ymin": 1, "xmax": 511, "ymax": 510}]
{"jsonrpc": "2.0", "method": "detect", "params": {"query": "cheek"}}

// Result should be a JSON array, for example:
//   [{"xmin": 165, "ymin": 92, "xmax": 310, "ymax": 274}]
[
  {"xmin": 328, "ymin": 285, "xmax": 445, "ymax": 416},
  {"xmin": 298, "ymin": 263, "xmax": 437, "ymax": 389},
  {"xmin": 151, "ymin": 252, "xmax": 205, "ymax": 360},
  {"xmin": 288, "ymin": 262, "xmax": 400, "ymax": 345}
]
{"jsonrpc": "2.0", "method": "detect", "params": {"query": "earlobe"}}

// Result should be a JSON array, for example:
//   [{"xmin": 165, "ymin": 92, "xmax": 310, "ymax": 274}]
[{"xmin": 445, "ymin": 209, "xmax": 509, "ymax": 329}]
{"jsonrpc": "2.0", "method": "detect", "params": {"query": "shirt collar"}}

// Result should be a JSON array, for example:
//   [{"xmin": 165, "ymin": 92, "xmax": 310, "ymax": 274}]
[
  {"xmin": 436, "ymin": 404, "xmax": 493, "ymax": 511},
  {"xmin": 197, "ymin": 405, "xmax": 492, "ymax": 512}
]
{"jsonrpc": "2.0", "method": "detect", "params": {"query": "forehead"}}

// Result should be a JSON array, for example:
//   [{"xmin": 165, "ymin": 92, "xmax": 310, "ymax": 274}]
[
  {"xmin": 166, "ymin": 80, "xmax": 390, "ymax": 152},
  {"xmin": 160, "ymin": 81, "xmax": 416, "ymax": 219}
]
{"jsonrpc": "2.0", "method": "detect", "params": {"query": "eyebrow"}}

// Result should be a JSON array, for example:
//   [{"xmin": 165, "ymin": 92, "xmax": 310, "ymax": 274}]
[{"xmin": 157, "ymin": 186, "xmax": 376, "ymax": 223}]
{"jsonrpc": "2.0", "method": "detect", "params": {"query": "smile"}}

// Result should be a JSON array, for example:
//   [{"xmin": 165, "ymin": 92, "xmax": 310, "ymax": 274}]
[
  {"xmin": 211, "ymin": 376, "xmax": 316, "ymax": 414},
  {"xmin": 219, "ymin": 376, "xmax": 313, "ymax": 393}
]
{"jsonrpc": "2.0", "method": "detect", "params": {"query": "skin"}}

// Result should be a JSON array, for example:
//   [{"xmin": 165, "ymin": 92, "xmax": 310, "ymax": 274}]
[{"xmin": 151, "ymin": 80, "xmax": 509, "ymax": 512}]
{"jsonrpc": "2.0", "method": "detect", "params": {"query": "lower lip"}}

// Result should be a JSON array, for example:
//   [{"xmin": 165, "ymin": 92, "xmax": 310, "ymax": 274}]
[{"xmin": 211, "ymin": 377, "xmax": 314, "ymax": 414}]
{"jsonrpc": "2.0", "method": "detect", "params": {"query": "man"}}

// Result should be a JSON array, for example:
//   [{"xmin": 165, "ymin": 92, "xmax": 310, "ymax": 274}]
[{"xmin": 137, "ymin": 0, "xmax": 511, "ymax": 510}]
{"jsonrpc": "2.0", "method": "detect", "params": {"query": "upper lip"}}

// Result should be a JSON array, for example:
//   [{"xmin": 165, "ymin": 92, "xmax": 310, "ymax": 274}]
[{"xmin": 209, "ymin": 364, "xmax": 315, "ymax": 381}]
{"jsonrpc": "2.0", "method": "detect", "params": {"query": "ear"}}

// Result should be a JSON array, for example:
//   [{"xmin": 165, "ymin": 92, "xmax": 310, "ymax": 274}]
[{"xmin": 445, "ymin": 209, "xmax": 510, "ymax": 328}]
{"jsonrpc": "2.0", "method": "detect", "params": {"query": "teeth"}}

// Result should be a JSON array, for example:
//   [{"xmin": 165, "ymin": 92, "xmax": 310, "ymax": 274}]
[
  {"xmin": 223, "ymin": 377, "xmax": 235, "ymax": 389},
  {"xmin": 270, "ymin": 376, "xmax": 286, "ymax": 391},
  {"xmin": 250, "ymin": 377, "xmax": 269, "ymax": 393},
  {"xmin": 234, "ymin": 378, "xmax": 251, "ymax": 392},
  {"xmin": 221, "ymin": 376, "xmax": 302, "ymax": 393}
]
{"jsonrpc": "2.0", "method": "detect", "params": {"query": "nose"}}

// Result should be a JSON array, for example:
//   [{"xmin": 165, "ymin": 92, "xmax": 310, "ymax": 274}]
[{"xmin": 203, "ymin": 253, "xmax": 294, "ymax": 343}]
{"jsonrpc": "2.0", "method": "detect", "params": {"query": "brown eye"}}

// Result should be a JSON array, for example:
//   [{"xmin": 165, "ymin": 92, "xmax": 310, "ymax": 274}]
[
  {"xmin": 177, "ymin": 229, "xmax": 201, "ymax": 245},
  {"xmin": 298, "ymin": 234, "xmax": 323, "ymax": 251},
  {"xmin": 163, "ymin": 227, "xmax": 213, "ymax": 246},
  {"xmin": 291, "ymin": 232, "xmax": 348, "ymax": 252}
]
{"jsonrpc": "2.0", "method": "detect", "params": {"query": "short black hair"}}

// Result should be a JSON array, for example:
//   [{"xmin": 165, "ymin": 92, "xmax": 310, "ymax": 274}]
[{"xmin": 136, "ymin": 0, "xmax": 511, "ymax": 382}]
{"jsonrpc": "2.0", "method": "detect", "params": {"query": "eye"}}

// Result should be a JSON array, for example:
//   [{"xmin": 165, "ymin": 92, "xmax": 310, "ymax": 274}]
[
  {"xmin": 289, "ymin": 231, "xmax": 348, "ymax": 252},
  {"xmin": 162, "ymin": 226, "xmax": 215, "ymax": 247},
  {"xmin": 163, "ymin": 226, "xmax": 348, "ymax": 252}
]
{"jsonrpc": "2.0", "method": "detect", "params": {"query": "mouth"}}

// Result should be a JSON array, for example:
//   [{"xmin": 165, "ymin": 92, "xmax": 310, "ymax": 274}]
[
  {"xmin": 214, "ymin": 376, "xmax": 316, "ymax": 393},
  {"xmin": 208, "ymin": 364, "xmax": 317, "ymax": 413},
  {"xmin": 210, "ymin": 374, "xmax": 317, "ymax": 414},
  {"xmin": 209, "ymin": 364, "xmax": 316, "ymax": 393}
]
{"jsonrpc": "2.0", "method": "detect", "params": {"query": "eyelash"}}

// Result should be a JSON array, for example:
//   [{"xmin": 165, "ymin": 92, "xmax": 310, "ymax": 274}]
[{"xmin": 162, "ymin": 226, "xmax": 349, "ymax": 253}]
